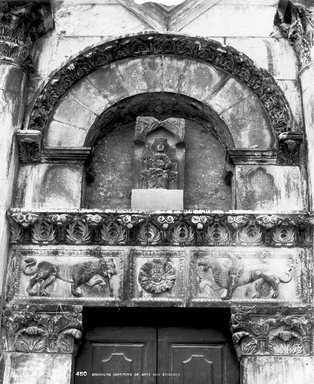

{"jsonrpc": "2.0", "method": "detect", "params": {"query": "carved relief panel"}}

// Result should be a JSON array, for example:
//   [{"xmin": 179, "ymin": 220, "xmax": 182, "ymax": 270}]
[
  {"xmin": 7, "ymin": 248, "xmax": 124, "ymax": 303},
  {"xmin": 191, "ymin": 248, "xmax": 304, "ymax": 303},
  {"xmin": 131, "ymin": 250, "xmax": 185, "ymax": 303},
  {"xmin": 133, "ymin": 117, "xmax": 185, "ymax": 190}
]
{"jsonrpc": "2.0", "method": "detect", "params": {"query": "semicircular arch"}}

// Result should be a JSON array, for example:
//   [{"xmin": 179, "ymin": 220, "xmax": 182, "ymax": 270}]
[{"xmin": 27, "ymin": 33, "xmax": 293, "ymax": 150}]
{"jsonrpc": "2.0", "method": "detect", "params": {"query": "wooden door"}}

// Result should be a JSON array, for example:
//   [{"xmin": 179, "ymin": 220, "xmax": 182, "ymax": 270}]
[{"xmin": 74, "ymin": 309, "xmax": 239, "ymax": 384}]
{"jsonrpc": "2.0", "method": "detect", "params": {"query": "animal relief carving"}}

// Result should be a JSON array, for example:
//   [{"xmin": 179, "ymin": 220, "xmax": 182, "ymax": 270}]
[
  {"xmin": 22, "ymin": 257, "xmax": 117, "ymax": 297},
  {"xmin": 197, "ymin": 252, "xmax": 292, "ymax": 300}
]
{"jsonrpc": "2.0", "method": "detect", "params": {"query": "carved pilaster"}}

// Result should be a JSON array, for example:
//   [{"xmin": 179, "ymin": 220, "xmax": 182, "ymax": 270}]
[
  {"xmin": 230, "ymin": 305, "xmax": 313, "ymax": 360},
  {"xmin": 16, "ymin": 130, "xmax": 42, "ymax": 163},
  {"xmin": 2, "ymin": 304, "xmax": 83, "ymax": 354},
  {"xmin": 0, "ymin": 1, "xmax": 53, "ymax": 66},
  {"xmin": 275, "ymin": 1, "xmax": 314, "ymax": 68}
]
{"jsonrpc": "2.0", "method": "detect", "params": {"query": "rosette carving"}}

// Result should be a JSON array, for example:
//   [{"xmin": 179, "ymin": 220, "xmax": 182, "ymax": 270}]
[{"xmin": 138, "ymin": 259, "xmax": 176, "ymax": 294}]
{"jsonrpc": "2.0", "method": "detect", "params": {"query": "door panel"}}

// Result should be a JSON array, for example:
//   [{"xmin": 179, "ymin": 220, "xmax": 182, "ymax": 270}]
[
  {"xmin": 75, "ymin": 327, "xmax": 157, "ymax": 384},
  {"xmin": 158, "ymin": 328, "xmax": 238, "ymax": 384}
]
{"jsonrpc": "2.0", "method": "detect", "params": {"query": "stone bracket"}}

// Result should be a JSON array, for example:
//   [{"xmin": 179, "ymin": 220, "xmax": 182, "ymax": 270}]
[
  {"xmin": 1, "ymin": 304, "xmax": 83, "ymax": 354},
  {"xmin": 230, "ymin": 305, "xmax": 313, "ymax": 359},
  {"xmin": 278, "ymin": 132, "xmax": 303, "ymax": 166},
  {"xmin": 16, "ymin": 130, "xmax": 42, "ymax": 163}
]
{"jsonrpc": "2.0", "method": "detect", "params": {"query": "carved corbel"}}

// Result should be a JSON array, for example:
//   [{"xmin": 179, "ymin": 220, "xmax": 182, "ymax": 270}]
[
  {"xmin": 230, "ymin": 305, "xmax": 313, "ymax": 359},
  {"xmin": 2, "ymin": 304, "xmax": 83, "ymax": 354},
  {"xmin": 275, "ymin": 0, "xmax": 314, "ymax": 68},
  {"xmin": 277, "ymin": 132, "xmax": 303, "ymax": 165},
  {"xmin": 16, "ymin": 130, "xmax": 42, "ymax": 163}
]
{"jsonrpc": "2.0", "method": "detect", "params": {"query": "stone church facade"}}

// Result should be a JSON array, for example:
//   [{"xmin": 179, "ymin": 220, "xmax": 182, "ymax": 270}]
[{"xmin": 0, "ymin": 0, "xmax": 314, "ymax": 383}]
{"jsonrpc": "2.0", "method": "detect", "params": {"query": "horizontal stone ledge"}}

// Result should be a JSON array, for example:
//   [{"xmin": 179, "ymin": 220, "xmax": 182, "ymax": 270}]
[{"xmin": 7, "ymin": 209, "xmax": 313, "ymax": 247}]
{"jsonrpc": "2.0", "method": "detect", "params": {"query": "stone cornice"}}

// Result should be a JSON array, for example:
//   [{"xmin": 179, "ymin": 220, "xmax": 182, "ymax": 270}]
[
  {"xmin": 230, "ymin": 305, "xmax": 313, "ymax": 358},
  {"xmin": 0, "ymin": 1, "xmax": 53, "ymax": 67},
  {"xmin": 7, "ymin": 209, "xmax": 312, "ymax": 247},
  {"xmin": 2, "ymin": 304, "xmax": 83, "ymax": 353}
]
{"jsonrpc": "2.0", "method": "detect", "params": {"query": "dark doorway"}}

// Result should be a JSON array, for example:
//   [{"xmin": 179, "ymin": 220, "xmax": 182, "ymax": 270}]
[{"xmin": 74, "ymin": 308, "xmax": 239, "ymax": 384}]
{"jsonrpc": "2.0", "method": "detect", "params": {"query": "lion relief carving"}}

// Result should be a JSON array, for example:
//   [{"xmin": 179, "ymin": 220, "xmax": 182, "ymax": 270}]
[
  {"xmin": 197, "ymin": 253, "xmax": 292, "ymax": 300},
  {"xmin": 22, "ymin": 257, "xmax": 117, "ymax": 297}
]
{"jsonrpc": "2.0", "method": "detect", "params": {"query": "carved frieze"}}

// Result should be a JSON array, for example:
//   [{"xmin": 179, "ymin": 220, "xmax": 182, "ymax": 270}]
[
  {"xmin": 0, "ymin": 1, "xmax": 53, "ymax": 66},
  {"xmin": 2, "ymin": 304, "xmax": 83, "ymax": 354},
  {"xmin": 192, "ymin": 249, "xmax": 303, "ymax": 302},
  {"xmin": 28, "ymin": 34, "xmax": 292, "ymax": 137},
  {"xmin": 230, "ymin": 305, "xmax": 313, "ymax": 358},
  {"xmin": 131, "ymin": 250, "xmax": 184, "ymax": 302},
  {"xmin": 7, "ymin": 249, "xmax": 124, "ymax": 302},
  {"xmin": 7, "ymin": 210, "xmax": 313, "ymax": 247}
]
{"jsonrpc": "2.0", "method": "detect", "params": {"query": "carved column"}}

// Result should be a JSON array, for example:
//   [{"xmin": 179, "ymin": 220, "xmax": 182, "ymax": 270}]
[
  {"xmin": 1, "ymin": 304, "xmax": 83, "ymax": 384},
  {"xmin": 0, "ymin": 2, "xmax": 52, "ymax": 301},
  {"xmin": 276, "ymin": 1, "xmax": 314, "ymax": 208},
  {"xmin": 231, "ymin": 305, "xmax": 314, "ymax": 384}
]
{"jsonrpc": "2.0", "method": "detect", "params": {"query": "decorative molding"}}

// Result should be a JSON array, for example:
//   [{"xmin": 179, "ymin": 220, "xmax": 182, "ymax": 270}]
[
  {"xmin": 230, "ymin": 305, "xmax": 313, "ymax": 359},
  {"xmin": 16, "ymin": 130, "xmax": 42, "ymax": 163},
  {"xmin": 7, "ymin": 210, "xmax": 313, "ymax": 247},
  {"xmin": 2, "ymin": 304, "xmax": 83, "ymax": 353},
  {"xmin": 275, "ymin": 0, "xmax": 314, "ymax": 68},
  {"xmin": 0, "ymin": 1, "xmax": 53, "ymax": 67},
  {"xmin": 228, "ymin": 149, "xmax": 277, "ymax": 165},
  {"xmin": 27, "ymin": 33, "xmax": 293, "ymax": 139},
  {"xmin": 41, "ymin": 147, "xmax": 92, "ymax": 163}
]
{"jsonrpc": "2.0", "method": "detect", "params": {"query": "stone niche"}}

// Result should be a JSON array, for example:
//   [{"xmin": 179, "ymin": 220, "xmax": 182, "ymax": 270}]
[
  {"xmin": 85, "ymin": 119, "xmax": 232, "ymax": 210},
  {"xmin": 131, "ymin": 116, "xmax": 185, "ymax": 210}
]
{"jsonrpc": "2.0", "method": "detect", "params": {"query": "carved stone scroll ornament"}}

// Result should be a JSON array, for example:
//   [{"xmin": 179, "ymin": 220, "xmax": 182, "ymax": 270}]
[
  {"xmin": 138, "ymin": 259, "xmax": 176, "ymax": 294},
  {"xmin": 2, "ymin": 304, "xmax": 83, "ymax": 354},
  {"xmin": 275, "ymin": 1, "xmax": 314, "ymax": 68},
  {"xmin": 0, "ymin": 1, "xmax": 53, "ymax": 66},
  {"xmin": 22, "ymin": 257, "xmax": 117, "ymax": 297},
  {"xmin": 230, "ymin": 305, "xmax": 313, "ymax": 359}
]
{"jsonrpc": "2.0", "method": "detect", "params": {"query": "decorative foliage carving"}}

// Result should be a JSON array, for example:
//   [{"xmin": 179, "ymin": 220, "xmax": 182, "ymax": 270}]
[
  {"xmin": 17, "ymin": 130, "xmax": 42, "ymax": 163},
  {"xmin": 2, "ymin": 304, "xmax": 83, "ymax": 354},
  {"xmin": 138, "ymin": 259, "xmax": 176, "ymax": 294},
  {"xmin": 28, "ymin": 34, "xmax": 292, "ymax": 137},
  {"xmin": 22, "ymin": 257, "xmax": 117, "ymax": 297},
  {"xmin": 277, "ymin": 132, "xmax": 303, "ymax": 166},
  {"xmin": 197, "ymin": 253, "xmax": 292, "ymax": 300},
  {"xmin": 230, "ymin": 306, "xmax": 313, "ymax": 358},
  {"xmin": 275, "ymin": 1, "xmax": 314, "ymax": 68},
  {"xmin": 0, "ymin": 2, "xmax": 53, "ymax": 66},
  {"xmin": 7, "ymin": 210, "xmax": 313, "ymax": 247}
]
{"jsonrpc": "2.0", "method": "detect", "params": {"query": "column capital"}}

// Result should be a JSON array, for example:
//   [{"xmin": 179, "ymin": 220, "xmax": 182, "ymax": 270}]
[
  {"xmin": 0, "ymin": 1, "xmax": 53, "ymax": 67},
  {"xmin": 230, "ymin": 305, "xmax": 313, "ymax": 360},
  {"xmin": 1, "ymin": 304, "xmax": 83, "ymax": 354},
  {"xmin": 275, "ymin": 1, "xmax": 314, "ymax": 69}
]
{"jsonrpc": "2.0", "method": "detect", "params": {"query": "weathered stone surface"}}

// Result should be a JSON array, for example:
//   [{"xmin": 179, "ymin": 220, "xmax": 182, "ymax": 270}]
[
  {"xmin": 180, "ymin": 5, "xmax": 277, "ymax": 37},
  {"xmin": 14, "ymin": 164, "xmax": 83, "ymax": 209},
  {"xmin": 242, "ymin": 356, "xmax": 314, "ymax": 384},
  {"xmin": 45, "ymin": 120, "xmax": 88, "ymax": 147},
  {"xmin": 3, "ymin": 353, "xmax": 73, "ymax": 384},
  {"xmin": 226, "ymin": 38, "xmax": 299, "ymax": 80},
  {"xmin": 132, "ymin": 189, "xmax": 184, "ymax": 210},
  {"xmin": 236, "ymin": 165, "xmax": 306, "ymax": 211}
]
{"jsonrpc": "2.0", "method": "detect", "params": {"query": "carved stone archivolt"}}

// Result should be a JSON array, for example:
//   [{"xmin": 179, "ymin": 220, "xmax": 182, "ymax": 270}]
[
  {"xmin": 7, "ymin": 210, "xmax": 313, "ymax": 247},
  {"xmin": 230, "ymin": 305, "xmax": 313, "ymax": 359},
  {"xmin": 0, "ymin": 1, "xmax": 53, "ymax": 66},
  {"xmin": 2, "ymin": 304, "xmax": 83, "ymax": 354},
  {"xmin": 27, "ymin": 33, "xmax": 292, "ymax": 137},
  {"xmin": 276, "ymin": 1, "xmax": 314, "ymax": 68}
]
